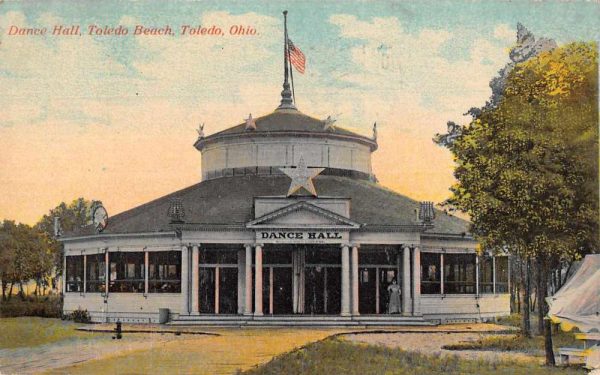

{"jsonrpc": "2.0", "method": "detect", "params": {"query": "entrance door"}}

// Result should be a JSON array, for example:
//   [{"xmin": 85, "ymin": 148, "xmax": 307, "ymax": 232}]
[
  {"xmin": 199, "ymin": 266, "xmax": 237, "ymax": 314},
  {"xmin": 199, "ymin": 267, "xmax": 216, "ymax": 314},
  {"xmin": 263, "ymin": 266, "xmax": 293, "ymax": 315},
  {"xmin": 219, "ymin": 267, "xmax": 238, "ymax": 314},
  {"xmin": 273, "ymin": 267, "xmax": 293, "ymax": 314},
  {"xmin": 359, "ymin": 268, "xmax": 377, "ymax": 314},
  {"xmin": 359, "ymin": 267, "xmax": 398, "ymax": 314},
  {"xmin": 304, "ymin": 267, "xmax": 325, "ymax": 314},
  {"xmin": 304, "ymin": 267, "xmax": 341, "ymax": 315}
]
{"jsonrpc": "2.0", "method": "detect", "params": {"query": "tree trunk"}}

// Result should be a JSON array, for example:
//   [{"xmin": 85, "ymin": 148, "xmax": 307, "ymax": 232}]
[
  {"xmin": 18, "ymin": 282, "xmax": 25, "ymax": 300},
  {"xmin": 1, "ymin": 279, "xmax": 6, "ymax": 301},
  {"xmin": 516, "ymin": 283, "xmax": 521, "ymax": 314},
  {"xmin": 7, "ymin": 283, "xmax": 13, "ymax": 301},
  {"xmin": 539, "ymin": 260, "xmax": 556, "ymax": 366},
  {"xmin": 522, "ymin": 257, "xmax": 532, "ymax": 338},
  {"xmin": 537, "ymin": 258, "xmax": 545, "ymax": 335}
]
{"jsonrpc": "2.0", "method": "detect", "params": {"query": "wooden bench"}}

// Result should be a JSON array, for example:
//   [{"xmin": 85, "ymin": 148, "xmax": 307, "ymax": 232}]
[{"xmin": 559, "ymin": 347, "xmax": 587, "ymax": 365}]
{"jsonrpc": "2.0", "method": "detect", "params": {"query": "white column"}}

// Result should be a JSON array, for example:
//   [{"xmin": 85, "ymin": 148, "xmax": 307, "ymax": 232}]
[
  {"xmin": 191, "ymin": 245, "xmax": 200, "ymax": 314},
  {"xmin": 269, "ymin": 267, "xmax": 274, "ymax": 315},
  {"xmin": 375, "ymin": 267, "xmax": 380, "ymax": 314},
  {"xmin": 254, "ymin": 244, "xmax": 263, "ymax": 316},
  {"xmin": 82, "ymin": 254, "xmax": 87, "ymax": 295},
  {"xmin": 402, "ymin": 246, "xmax": 411, "ymax": 315},
  {"xmin": 475, "ymin": 255, "xmax": 479, "ymax": 296},
  {"xmin": 144, "ymin": 251, "xmax": 149, "ymax": 295},
  {"xmin": 440, "ymin": 253, "xmax": 445, "ymax": 295},
  {"xmin": 104, "ymin": 250, "xmax": 110, "ymax": 296},
  {"xmin": 244, "ymin": 244, "xmax": 253, "ymax": 315},
  {"xmin": 351, "ymin": 245, "xmax": 360, "ymax": 316},
  {"xmin": 412, "ymin": 247, "xmax": 421, "ymax": 316},
  {"xmin": 215, "ymin": 267, "xmax": 220, "ymax": 314},
  {"xmin": 180, "ymin": 245, "xmax": 189, "ymax": 314},
  {"xmin": 103, "ymin": 249, "xmax": 110, "ymax": 323},
  {"xmin": 62, "ymin": 254, "xmax": 67, "ymax": 295},
  {"xmin": 492, "ymin": 256, "xmax": 496, "ymax": 294},
  {"xmin": 341, "ymin": 244, "xmax": 350, "ymax": 316}
]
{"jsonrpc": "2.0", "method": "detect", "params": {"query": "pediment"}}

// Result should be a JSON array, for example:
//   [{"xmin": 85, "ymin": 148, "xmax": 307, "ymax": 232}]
[{"xmin": 247, "ymin": 201, "xmax": 360, "ymax": 229}]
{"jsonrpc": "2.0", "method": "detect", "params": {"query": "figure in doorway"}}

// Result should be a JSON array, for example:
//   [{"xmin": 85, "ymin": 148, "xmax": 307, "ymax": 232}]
[{"xmin": 387, "ymin": 278, "xmax": 401, "ymax": 314}]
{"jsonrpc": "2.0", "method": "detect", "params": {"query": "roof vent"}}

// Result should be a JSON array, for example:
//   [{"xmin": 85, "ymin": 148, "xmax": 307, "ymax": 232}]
[
  {"xmin": 419, "ymin": 201, "xmax": 436, "ymax": 224},
  {"xmin": 167, "ymin": 198, "xmax": 186, "ymax": 224}
]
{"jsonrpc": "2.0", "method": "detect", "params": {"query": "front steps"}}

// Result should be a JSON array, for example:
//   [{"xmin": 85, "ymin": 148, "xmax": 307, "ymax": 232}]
[{"xmin": 169, "ymin": 314, "xmax": 434, "ymax": 327}]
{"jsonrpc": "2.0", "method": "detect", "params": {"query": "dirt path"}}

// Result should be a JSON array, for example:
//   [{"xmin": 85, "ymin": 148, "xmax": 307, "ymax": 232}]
[
  {"xmin": 41, "ymin": 328, "xmax": 346, "ymax": 374},
  {"xmin": 342, "ymin": 331, "xmax": 539, "ymax": 363},
  {"xmin": 0, "ymin": 323, "xmax": 520, "ymax": 374},
  {"xmin": 0, "ymin": 333, "xmax": 177, "ymax": 375}
]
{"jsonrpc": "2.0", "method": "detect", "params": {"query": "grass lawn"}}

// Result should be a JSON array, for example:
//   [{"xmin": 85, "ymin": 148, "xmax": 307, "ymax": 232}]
[
  {"xmin": 444, "ymin": 314, "xmax": 580, "ymax": 354},
  {"xmin": 242, "ymin": 338, "xmax": 585, "ymax": 375},
  {"xmin": 0, "ymin": 317, "xmax": 89, "ymax": 349},
  {"xmin": 442, "ymin": 330, "xmax": 578, "ymax": 354}
]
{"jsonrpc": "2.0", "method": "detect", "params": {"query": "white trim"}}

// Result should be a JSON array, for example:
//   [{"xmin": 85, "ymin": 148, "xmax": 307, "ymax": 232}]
[{"xmin": 60, "ymin": 231, "xmax": 177, "ymax": 243}]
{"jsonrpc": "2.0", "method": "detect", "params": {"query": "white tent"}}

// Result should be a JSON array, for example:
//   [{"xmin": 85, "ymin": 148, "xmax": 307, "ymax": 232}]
[{"xmin": 547, "ymin": 254, "xmax": 600, "ymax": 333}]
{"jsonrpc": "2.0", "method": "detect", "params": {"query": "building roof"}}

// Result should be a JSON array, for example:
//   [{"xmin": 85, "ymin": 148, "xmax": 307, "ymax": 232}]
[
  {"xmin": 64, "ymin": 175, "xmax": 471, "ymax": 238},
  {"xmin": 195, "ymin": 109, "xmax": 377, "ymax": 150}
]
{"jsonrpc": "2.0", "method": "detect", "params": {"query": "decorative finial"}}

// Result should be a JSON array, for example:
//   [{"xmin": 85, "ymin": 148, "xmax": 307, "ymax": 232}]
[
  {"xmin": 323, "ymin": 115, "xmax": 336, "ymax": 131},
  {"xmin": 196, "ymin": 123, "xmax": 205, "ymax": 139},
  {"xmin": 245, "ymin": 113, "xmax": 256, "ymax": 130},
  {"xmin": 372, "ymin": 122, "xmax": 378, "ymax": 141},
  {"xmin": 167, "ymin": 198, "xmax": 185, "ymax": 224},
  {"xmin": 418, "ymin": 201, "xmax": 436, "ymax": 224}
]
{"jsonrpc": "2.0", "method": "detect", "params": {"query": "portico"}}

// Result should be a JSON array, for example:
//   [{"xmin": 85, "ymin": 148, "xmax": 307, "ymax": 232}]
[{"xmin": 181, "ymin": 241, "xmax": 422, "ymax": 319}]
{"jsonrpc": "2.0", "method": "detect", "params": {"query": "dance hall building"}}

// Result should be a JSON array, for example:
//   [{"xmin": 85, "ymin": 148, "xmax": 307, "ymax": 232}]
[{"xmin": 60, "ymin": 46, "xmax": 510, "ymax": 326}]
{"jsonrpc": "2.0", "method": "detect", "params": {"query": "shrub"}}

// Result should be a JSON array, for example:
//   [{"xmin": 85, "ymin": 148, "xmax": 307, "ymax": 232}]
[
  {"xmin": 0, "ymin": 295, "xmax": 62, "ymax": 318},
  {"xmin": 66, "ymin": 308, "xmax": 91, "ymax": 323}
]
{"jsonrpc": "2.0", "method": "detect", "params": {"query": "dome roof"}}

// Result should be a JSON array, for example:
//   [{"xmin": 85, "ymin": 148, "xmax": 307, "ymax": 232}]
[
  {"xmin": 195, "ymin": 109, "xmax": 377, "ymax": 151},
  {"xmin": 63, "ymin": 175, "xmax": 471, "ymax": 238}
]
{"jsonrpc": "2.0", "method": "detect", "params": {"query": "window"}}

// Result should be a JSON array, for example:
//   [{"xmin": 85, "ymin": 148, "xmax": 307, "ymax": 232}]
[
  {"xmin": 65, "ymin": 256, "xmax": 84, "ymax": 292},
  {"xmin": 444, "ymin": 254, "xmax": 476, "ymax": 294},
  {"xmin": 200, "ymin": 249, "xmax": 238, "ymax": 264},
  {"xmin": 86, "ymin": 253, "xmax": 106, "ymax": 293},
  {"xmin": 149, "ymin": 251, "xmax": 181, "ymax": 293},
  {"xmin": 359, "ymin": 248, "xmax": 398, "ymax": 265},
  {"xmin": 495, "ymin": 256, "xmax": 509, "ymax": 293},
  {"xmin": 305, "ymin": 248, "xmax": 339, "ymax": 264},
  {"xmin": 479, "ymin": 255, "xmax": 494, "ymax": 293},
  {"xmin": 109, "ymin": 252, "xmax": 145, "ymax": 293},
  {"xmin": 264, "ymin": 250, "xmax": 294, "ymax": 264},
  {"xmin": 421, "ymin": 253, "xmax": 441, "ymax": 294}
]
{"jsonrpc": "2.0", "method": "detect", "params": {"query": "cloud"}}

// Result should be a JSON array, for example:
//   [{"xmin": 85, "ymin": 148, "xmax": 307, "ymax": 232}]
[
  {"xmin": 0, "ymin": 10, "xmax": 514, "ymax": 223},
  {"xmin": 493, "ymin": 23, "xmax": 515, "ymax": 42},
  {"xmin": 322, "ymin": 14, "xmax": 510, "ymax": 201}
]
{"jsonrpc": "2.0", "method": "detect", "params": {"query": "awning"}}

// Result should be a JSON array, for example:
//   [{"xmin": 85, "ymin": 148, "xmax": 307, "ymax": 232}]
[{"xmin": 547, "ymin": 254, "xmax": 600, "ymax": 333}]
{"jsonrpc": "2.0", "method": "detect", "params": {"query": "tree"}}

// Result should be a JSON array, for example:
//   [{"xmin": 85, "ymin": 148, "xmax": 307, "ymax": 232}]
[
  {"xmin": 0, "ymin": 220, "xmax": 54, "ymax": 300},
  {"xmin": 0, "ymin": 221, "xmax": 18, "ymax": 300},
  {"xmin": 441, "ymin": 41, "xmax": 598, "ymax": 366},
  {"xmin": 36, "ymin": 197, "xmax": 98, "ymax": 281}
]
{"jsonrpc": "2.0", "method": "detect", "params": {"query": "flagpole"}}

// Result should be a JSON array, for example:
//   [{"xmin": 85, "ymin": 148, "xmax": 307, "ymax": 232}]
[
  {"xmin": 277, "ymin": 10, "xmax": 296, "ymax": 110},
  {"xmin": 283, "ymin": 11, "xmax": 289, "ymax": 87}
]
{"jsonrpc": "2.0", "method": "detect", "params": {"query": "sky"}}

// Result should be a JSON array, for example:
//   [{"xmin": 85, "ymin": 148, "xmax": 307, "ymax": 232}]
[{"xmin": 0, "ymin": 0, "xmax": 598, "ymax": 225}]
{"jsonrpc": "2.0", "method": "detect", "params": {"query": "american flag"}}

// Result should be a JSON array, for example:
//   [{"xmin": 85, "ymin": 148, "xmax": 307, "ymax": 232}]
[{"xmin": 287, "ymin": 39, "xmax": 305, "ymax": 74}]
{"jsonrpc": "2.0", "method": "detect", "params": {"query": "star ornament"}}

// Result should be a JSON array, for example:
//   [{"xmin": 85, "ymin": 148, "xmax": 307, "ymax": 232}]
[{"xmin": 279, "ymin": 157, "xmax": 324, "ymax": 197}]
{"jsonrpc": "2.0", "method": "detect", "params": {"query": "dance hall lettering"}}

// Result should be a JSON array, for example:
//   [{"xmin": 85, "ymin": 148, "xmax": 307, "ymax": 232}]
[{"xmin": 260, "ymin": 231, "xmax": 343, "ymax": 240}]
